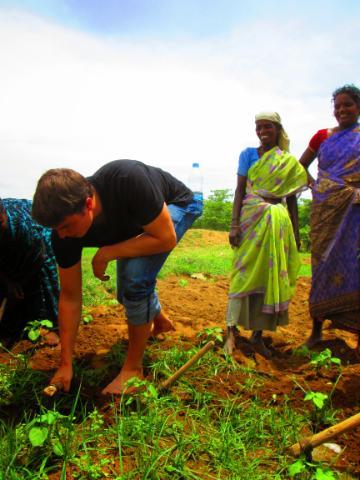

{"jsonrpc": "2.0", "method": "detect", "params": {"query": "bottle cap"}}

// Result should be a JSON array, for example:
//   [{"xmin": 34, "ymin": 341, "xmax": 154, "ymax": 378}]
[{"xmin": 192, "ymin": 162, "xmax": 200, "ymax": 168}]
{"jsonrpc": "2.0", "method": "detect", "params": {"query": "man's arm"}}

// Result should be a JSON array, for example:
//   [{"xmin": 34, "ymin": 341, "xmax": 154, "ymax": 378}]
[
  {"xmin": 51, "ymin": 261, "xmax": 82, "ymax": 391},
  {"xmin": 92, "ymin": 203, "xmax": 177, "ymax": 280}
]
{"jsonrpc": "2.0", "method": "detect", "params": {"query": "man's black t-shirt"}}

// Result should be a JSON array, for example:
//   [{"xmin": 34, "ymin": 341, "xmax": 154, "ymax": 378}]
[{"xmin": 52, "ymin": 160, "xmax": 193, "ymax": 268}]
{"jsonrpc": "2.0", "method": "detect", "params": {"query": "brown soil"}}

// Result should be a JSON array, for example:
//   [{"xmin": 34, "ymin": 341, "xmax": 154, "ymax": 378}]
[{"xmin": 3, "ymin": 230, "xmax": 360, "ymax": 477}]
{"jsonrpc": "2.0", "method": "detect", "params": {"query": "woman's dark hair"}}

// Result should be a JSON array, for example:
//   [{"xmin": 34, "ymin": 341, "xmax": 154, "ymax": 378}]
[
  {"xmin": 32, "ymin": 168, "xmax": 94, "ymax": 227},
  {"xmin": 332, "ymin": 84, "xmax": 360, "ymax": 107}
]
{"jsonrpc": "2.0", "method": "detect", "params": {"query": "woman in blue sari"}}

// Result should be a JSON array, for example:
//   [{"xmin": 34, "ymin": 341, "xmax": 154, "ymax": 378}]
[
  {"xmin": 299, "ymin": 84, "xmax": 360, "ymax": 350},
  {"xmin": 0, "ymin": 198, "xmax": 59, "ymax": 342}
]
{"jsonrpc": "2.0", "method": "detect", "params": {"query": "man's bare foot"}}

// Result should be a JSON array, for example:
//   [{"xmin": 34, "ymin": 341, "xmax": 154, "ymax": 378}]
[
  {"xmin": 101, "ymin": 367, "xmax": 144, "ymax": 395},
  {"xmin": 223, "ymin": 326, "xmax": 237, "ymax": 355},
  {"xmin": 151, "ymin": 311, "xmax": 175, "ymax": 337},
  {"xmin": 250, "ymin": 331, "xmax": 272, "ymax": 359}
]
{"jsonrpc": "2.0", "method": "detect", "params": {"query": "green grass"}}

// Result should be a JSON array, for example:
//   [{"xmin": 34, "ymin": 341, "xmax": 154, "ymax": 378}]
[
  {"xmin": 0, "ymin": 230, "xmax": 324, "ymax": 479},
  {"xmin": 0, "ymin": 343, "xmax": 314, "ymax": 480}
]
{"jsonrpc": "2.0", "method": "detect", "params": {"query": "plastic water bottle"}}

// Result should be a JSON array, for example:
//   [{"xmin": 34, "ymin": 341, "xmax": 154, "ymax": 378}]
[{"xmin": 188, "ymin": 162, "xmax": 203, "ymax": 204}]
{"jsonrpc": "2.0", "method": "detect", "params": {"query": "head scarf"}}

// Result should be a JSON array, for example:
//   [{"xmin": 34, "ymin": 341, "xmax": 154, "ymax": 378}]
[{"xmin": 255, "ymin": 111, "xmax": 290, "ymax": 152}]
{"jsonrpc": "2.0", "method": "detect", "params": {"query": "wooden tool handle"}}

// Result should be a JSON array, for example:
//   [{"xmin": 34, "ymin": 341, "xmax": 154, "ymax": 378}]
[
  {"xmin": 159, "ymin": 340, "xmax": 215, "ymax": 390},
  {"xmin": 289, "ymin": 411, "xmax": 360, "ymax": 456}
]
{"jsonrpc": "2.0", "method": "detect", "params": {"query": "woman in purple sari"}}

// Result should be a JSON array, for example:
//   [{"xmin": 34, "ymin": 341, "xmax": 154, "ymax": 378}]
[{"xmin": 300, "ymin": 84, "xmax": 360, "ymax": 350}]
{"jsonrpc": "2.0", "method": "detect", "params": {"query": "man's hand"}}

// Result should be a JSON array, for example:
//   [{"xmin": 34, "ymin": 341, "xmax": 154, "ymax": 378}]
[
  {"xmin": 50, "ymin": 363, "xmax": 73, "ymax": 392},
  {"xmin": 229, "ymin": 226, "xmax": 242, "ymax": 247},
  {"xmin": 92, "ymin": 247, "xmax": 111, "ymax": 281}
]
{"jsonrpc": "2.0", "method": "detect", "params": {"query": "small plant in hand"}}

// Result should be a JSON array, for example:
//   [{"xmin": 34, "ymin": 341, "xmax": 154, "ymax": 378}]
[{"xmin": 24, "ymin": 319, "xmax": 53, "ymax": 342}]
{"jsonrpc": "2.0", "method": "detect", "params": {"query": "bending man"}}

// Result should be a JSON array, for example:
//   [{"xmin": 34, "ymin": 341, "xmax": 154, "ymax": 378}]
[{"xmin": 32, "ymin": 159, "xmax": 202, "ymax": 394}]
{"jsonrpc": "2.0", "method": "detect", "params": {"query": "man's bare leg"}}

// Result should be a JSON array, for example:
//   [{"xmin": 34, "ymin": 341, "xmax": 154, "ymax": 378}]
[
  {"xmin": 151, "ymin": 310, "xmax": 175, "ymax": 336},
  {"xmin": 102, "ymin": 322, "xmax": 152, "ymax": 395},
  {"xmin": 305, "ymin": 318, "xmax": 323, "ymax": 348},
  {"xmin": 250, "ymin": 330, "xmax": 272, "ymax": 358},
  {"xmin": 224, "ymin": 326, "xmax": 237, "ymax": 355}
]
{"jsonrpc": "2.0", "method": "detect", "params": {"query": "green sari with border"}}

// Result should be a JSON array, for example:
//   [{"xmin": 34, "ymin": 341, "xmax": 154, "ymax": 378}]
[{"xmin": 227, "ymin": 147, "xmax": 307, "ymax": 331}]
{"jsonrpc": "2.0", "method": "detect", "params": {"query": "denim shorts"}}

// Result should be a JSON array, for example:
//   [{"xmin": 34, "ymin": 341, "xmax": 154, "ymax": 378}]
[{"xmin": 116, "ymin": 197, "xmax": 203, "ymax": 326}]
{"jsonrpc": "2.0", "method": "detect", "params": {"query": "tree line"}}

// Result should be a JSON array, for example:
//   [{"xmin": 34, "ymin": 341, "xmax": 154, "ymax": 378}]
[{"xmin": 193, "ymin": 190, "xmax": 312, "ymax": 252}]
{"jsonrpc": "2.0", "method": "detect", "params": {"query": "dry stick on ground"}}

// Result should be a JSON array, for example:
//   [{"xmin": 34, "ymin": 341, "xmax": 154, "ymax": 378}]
[
  {"xmin": 159, "ymin": 340, "xmax": 215, "ymax": 391},
  {"xmin": 44, "ymin": 341, "xmax": 215, "ymax": 397},
  {"xmin": 289, "ymin": 411, "xmax": 360, "ymax": 457}
]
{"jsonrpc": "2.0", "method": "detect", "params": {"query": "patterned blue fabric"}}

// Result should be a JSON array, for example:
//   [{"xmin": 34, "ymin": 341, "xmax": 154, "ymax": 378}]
[{"xmin": 0, "ymin": 198, "xmax": 59, "ymax": 337}]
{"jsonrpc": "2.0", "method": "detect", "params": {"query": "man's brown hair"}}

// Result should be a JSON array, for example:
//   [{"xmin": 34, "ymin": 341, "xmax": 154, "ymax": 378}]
[{"xmin": 32, "ymin": 168, "xmax": 93, "ymax": 227}]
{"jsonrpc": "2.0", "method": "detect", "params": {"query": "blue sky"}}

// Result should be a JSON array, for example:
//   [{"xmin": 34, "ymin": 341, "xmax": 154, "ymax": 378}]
[
  {"xmin": 0, "ymin": 0, "xmax": 359, "ymax": 197},
  {"xmin": 2, "ymin": 0, "xmax": 359, "ymax": 37}
]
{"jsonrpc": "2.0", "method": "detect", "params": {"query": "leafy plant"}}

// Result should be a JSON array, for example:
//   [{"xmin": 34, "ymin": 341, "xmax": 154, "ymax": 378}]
[
  {"xmin": 197, "ymin": 326, "xmax": 223, "ymax": 344},
  {"xmin": 304, "ymin": 391, "xmax": 328, "ymax": 410},
  {"xmin": 28, "ymin": 410, "xmax": 67, "ymax": 456},
  {"xmin": 304, "ymin": 390, "xmax": 338, "ymax": 427},
  {"xmin": 310, "ymin": 349, "xmax": 341, "ymax": 373},
  {"xmin": 288, "ymin": 457, "xmax": 337, "ymax": 479},
  {"xmin": 24, "ymin": 319, "xmax": 53, "ymax": 342},
  {"xmin": 82, "ymin": 313, "xmax": 94, "ymax": 324}
]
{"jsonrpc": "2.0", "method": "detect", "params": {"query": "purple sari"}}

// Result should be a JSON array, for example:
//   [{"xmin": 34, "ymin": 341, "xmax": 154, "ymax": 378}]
[{"xmin": 310, "ymin": 123, "xmax": 360, "ymax": 331}]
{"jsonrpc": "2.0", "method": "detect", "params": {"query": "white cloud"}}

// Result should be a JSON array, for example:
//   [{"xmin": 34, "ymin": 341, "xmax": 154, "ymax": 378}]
[{"xmin": 0, "ymin": 9, "xmax": 358, "ymax": 199}]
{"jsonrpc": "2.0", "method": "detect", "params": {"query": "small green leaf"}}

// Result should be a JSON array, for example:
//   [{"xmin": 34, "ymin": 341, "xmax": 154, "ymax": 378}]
[
  {"xmin": 28, "ymin": 329, "xmax": 40, "ymax": 341},
  {"xmin": 83, "ymin": 315, "xmax": 93, "ymax": 324},
  {"xmin": 40, "ymin": 320, "xmax": 53, "ymax": 329},
  {"xmin": 313, "ymin": 467, "xmax": 336, "ymax": 480},
  {"xmin": 147, "ymin": 384, "xmax": 158, "ymax": 399},
  {"xmin": 53, "ymin": 441, "xmax": 64, "ymax": 456},
  {"xmin": 29, "ymin": 426, "xmax": 49, "ymax": 447},
  {"xmin": 288, "ymin": 459, "xmax": 306, "ymax": 476},
  {"xmin": 331, "ymin": 358, "xmax": 341, "ymax": 366},
  {"xmin": 40, "ymin": 411, "xmax": 58, "ymax": 425}
]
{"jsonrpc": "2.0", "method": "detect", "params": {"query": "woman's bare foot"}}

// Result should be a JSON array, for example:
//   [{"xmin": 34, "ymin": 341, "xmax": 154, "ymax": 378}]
[
  {"xmin": 151, "ymin": 311, "xmax": 175, "ymax": 336},
  {"xmin": 224, "ymin": 326, "xmax": 237, "ymax": 355},
  {"xmin": 250, "ymin": 331, "xmax": 272, "ymax": 359},
  {"xmin": 101, "ymin": 367, "xmax": 144, "ymax": 395},
  {"xmin": 305, "ymin": 318, "xmax": 323, "ymax": 348}
]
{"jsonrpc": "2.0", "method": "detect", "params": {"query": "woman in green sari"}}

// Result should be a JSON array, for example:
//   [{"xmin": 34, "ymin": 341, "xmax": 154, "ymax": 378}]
[{"xmin": 224, "ymin": 112, "xmax": 307, "ymax": 357}]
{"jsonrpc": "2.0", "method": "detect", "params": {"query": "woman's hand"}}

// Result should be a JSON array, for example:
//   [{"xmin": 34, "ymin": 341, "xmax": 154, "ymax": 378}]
[{"xmin": 229, "ymin": 225, "xmax": 242, "ymax": 247}]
